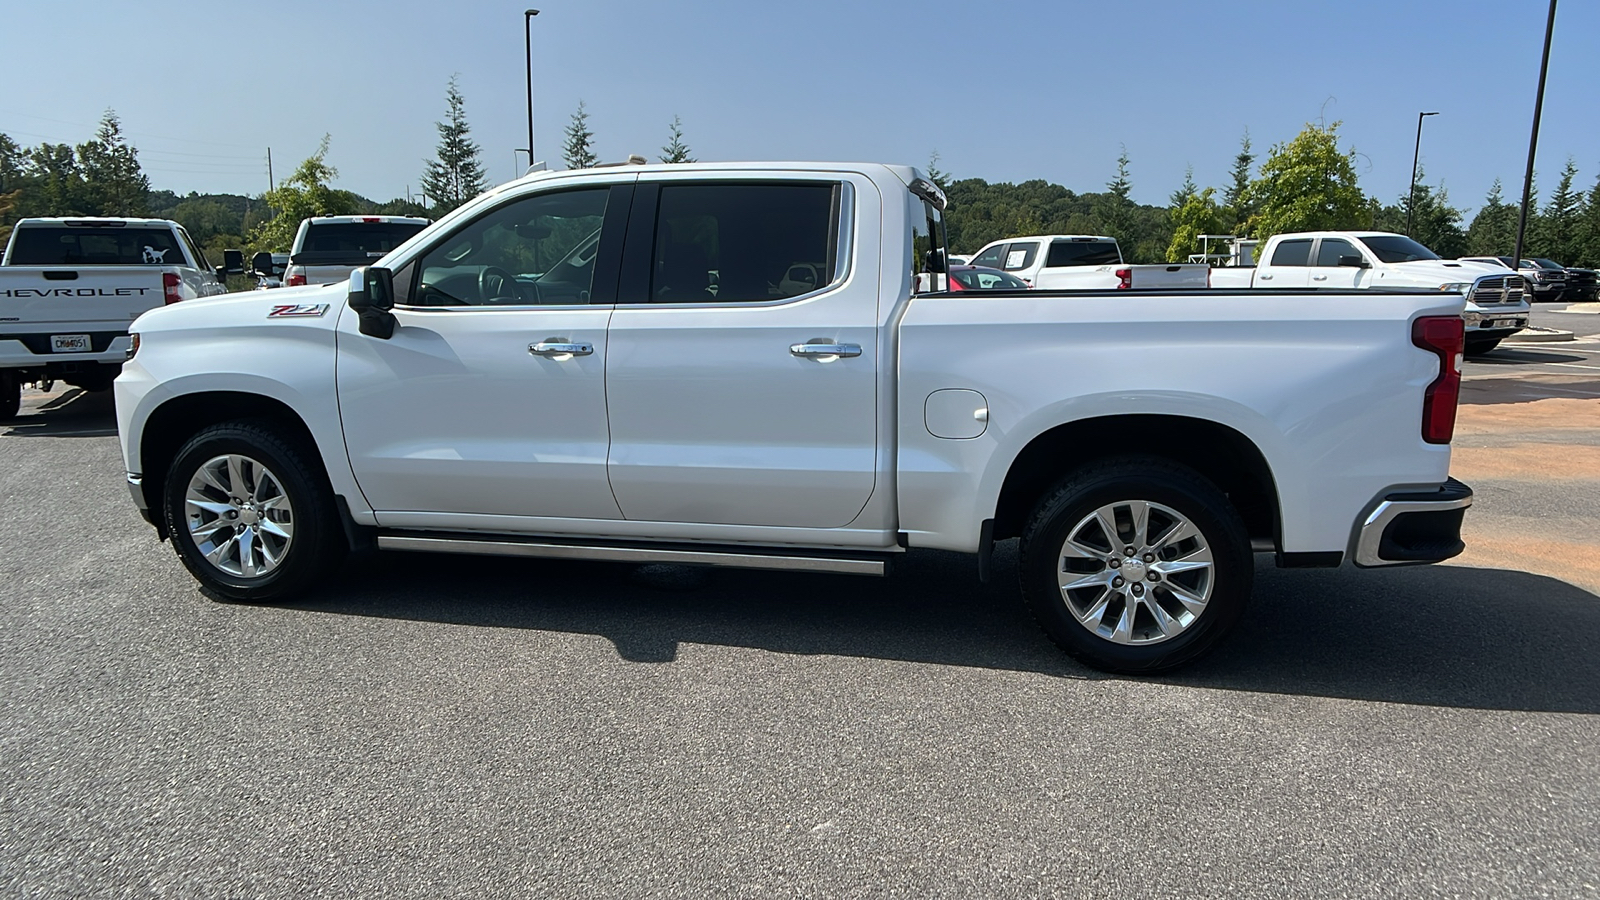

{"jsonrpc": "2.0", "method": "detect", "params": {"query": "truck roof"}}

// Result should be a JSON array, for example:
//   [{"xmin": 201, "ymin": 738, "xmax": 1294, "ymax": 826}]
[
  {"xmin": 303, "ymin": 215, "xmax": 431, "ymax": 225},
  {"xmin": 13, "ymin": 217, "xmax": 184, "ymax": 228},
  {"xmin": 492, "ymin": 160, "xmax": 925, "ymax": 197}
]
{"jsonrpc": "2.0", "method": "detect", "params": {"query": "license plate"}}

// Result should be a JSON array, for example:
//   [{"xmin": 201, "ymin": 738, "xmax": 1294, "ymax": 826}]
[{"xmin": 51, "ymin": 334, "xmax": 91, "ymax": 352}]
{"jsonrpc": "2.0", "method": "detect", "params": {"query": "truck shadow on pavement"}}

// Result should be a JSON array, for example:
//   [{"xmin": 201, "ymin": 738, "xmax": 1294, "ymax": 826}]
[
  {"xmin": 0, "ymin": 389, "xmax": 118, "ymax": 438},
  {"xmin": 303, "ymin": 543, "xmax": 1600, "ymax": 714}
]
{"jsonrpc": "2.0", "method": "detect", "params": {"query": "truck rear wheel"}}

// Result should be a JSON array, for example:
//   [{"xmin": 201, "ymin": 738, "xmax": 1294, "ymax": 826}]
[
  {"xmin": 1019, "ymin": 457, "xmax": 1253, "ymax": 673},
  {"xmin": 162, "ymin": 420, "xmax": 345, "ymax": 602},
  {"xmin": 0, "ymin": 371, "xmax": 19, "ymax": 422}
]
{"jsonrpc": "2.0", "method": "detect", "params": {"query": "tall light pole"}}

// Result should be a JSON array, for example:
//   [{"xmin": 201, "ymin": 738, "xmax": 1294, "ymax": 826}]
[
  {"xmin": 524, "ymin": 9, "xmax": 540, "ymax": 166},
  {"xmin": 1514, "ymin": 0, "xmax": 1558, "ymax": 266},
  {"xmin": 1406, "ymin": 111, "xmax": 1439, "ymax": 237}
]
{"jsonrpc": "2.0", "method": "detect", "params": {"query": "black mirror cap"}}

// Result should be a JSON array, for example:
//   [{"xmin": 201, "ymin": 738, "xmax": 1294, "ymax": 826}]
[
  {"xmin": 1338, "ymin": 255, "xmax": 1370, "ymax": 269},
  {"xmin": 222, "ymin": 248, "xmax": 245, "ymax": 274},
  {"xmin": 347, "ymin": 266, "xmax": 395, "ymax": 312},
  {"xmin": 249, "ymin": 251, "xmax": 275, "ymax": 276}
]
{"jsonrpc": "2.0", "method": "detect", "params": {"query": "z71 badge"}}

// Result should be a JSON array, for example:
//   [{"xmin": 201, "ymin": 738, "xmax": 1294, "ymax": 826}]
[{"xmin": 268, "ymin": 304, "xmax": 330, "ymax": 318}]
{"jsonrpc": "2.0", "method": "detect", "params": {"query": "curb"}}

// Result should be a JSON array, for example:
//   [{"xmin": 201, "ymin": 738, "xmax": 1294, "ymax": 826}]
[{"xmin": 1505, "ymin": 326, "xmax": 1576, "ymax": 344}]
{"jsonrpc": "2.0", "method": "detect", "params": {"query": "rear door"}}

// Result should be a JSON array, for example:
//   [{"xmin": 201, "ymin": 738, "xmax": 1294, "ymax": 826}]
[
  {"xmin": 603, "ymin": 172, "xmax": 880, "ymax": 529},
  {"xmin": 1257, "ymin": 238, "xmax": 1312, "ymax": 287}
]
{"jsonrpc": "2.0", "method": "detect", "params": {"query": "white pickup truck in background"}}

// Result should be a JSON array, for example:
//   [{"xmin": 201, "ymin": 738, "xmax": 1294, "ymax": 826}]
[
  {"xmin": 274, "ymin": 215, "xmax": 430, "ymax": 288},
  {"xmin": 1, "ymin": 218, "xmax": 234, "ymax": 417},
  {"xmin": 115, "ymin": 161, "xmax": 1472, "ymax": 674},
  {"xmin": 1209, "ymin": 231, "xmax": 1530, "ymax": 355},
  {"xmin": 968, "ymin": 234, "xmax": 1211, "ymax": 289}
]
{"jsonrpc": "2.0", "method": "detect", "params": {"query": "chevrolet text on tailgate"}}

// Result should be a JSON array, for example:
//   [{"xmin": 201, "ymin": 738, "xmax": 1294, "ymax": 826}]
[{"xmin": 114, "ymin": 161, "xmax": 1473, "ymax": 673}]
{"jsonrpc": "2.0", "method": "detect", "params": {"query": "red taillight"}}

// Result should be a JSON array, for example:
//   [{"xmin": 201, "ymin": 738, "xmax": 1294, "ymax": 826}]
[
  {"xmin": 286, "ymin": 272, "xmax": 307, "ymax": 287},
  {"xmin": 1413, "ymin": 315, "xmax": 1464, "ymax": 444},
  {"xmin": 1115, "ymin": 268, "xmax": 1132, "ymax": 290},
  {"xmin": 162, "ymin": 272, "xmax": 181, "ymax": 304},
  {"xmin": 362, "ymin": 217, "xmax": 380, "ymax": 223}
]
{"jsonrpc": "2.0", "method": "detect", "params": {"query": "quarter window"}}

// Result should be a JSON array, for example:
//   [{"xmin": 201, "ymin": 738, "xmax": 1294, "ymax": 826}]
[
  {"xmin": 412, "ymin": 188, "xmax": 609, "ymax": 306},
  {"xmin": 1001, "ymin": 241, "xmax": 1039, "ymax": 271},
  {"xmin": 1270, "ymin": 239, "xmax": 1312, "ymax": 267},
  {"xmin": 650, "ymin": 182, "xmax": 838, "ymax": 303},
  {"xmin": 971, "ymin": 243, "xmax": 1007, "ymax": 268}
]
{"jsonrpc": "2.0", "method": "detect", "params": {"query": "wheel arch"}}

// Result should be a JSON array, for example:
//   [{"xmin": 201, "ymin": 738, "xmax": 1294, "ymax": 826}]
[
  {"xmin": 136, "ymin": 391, "xmax": 325, "ymax": 517},
  {"xmin": 990, "ymin": 414, "xmax": 1281, "ymax": 547}
]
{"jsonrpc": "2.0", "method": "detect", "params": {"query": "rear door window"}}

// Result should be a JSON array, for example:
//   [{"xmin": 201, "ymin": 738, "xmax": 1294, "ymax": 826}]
[
  {"xmin": 1001, "ymin": 241, "xmax": 1039, "ymax": 271},
  {"xmin": 1046, "ymin": 240, "xmax": 1120, "ymax": 267},
  {"xmin": 7, "ymin": 226, "xmax": 186, "ymax": 266},
  {"xmin": 645, "ymin": 182, "xmax": 839, "ymax": 303},
  {"xmin": 1270, "ymin": 239, "xmax": 1313, "ymax": 267}
]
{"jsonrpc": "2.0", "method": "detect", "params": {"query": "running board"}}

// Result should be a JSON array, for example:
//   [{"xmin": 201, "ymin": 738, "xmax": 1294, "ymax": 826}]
[{"xmin": 376, "ymin": 534, "xmax": 890, "ymax": 576}]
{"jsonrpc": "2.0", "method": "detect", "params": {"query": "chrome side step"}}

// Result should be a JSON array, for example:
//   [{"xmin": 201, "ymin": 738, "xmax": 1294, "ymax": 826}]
[{"xmin": 376, "ymin": 534, "xmax": 890, "ymax": 576}]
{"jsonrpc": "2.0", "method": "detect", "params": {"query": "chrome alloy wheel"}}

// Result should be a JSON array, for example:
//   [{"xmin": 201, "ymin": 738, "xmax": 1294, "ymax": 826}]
[
  {"xmin": 184, "ymin": 454, "xmax": 295, "ymax": 578},
  {"xmin": 1057, "ymin": 499, "xmax": 1214, "ymax": 645}
]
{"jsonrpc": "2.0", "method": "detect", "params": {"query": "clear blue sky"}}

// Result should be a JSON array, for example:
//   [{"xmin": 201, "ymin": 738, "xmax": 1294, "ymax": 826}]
[{"xmin": 2, "ymin": 0, "xmax": 1596, "ymax": 213}]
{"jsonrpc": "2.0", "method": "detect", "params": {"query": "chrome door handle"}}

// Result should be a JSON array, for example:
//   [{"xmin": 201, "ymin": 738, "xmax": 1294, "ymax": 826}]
[
  {"xmin": 529, "ymin": 340, "xmax": 594, "ymax": 357},
  {"xmin": 790, "ymin": 342, "xmax": 862, "ymax": 359}
]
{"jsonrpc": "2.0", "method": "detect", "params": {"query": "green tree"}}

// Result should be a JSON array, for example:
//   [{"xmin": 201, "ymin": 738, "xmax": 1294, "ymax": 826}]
[
  {"xmin": 1532, "ymin": 157, "xmax": 1581, "ymax": 262},
  {"xmin": 249, "ymin": 136, "xmax": 359, "ymax": 251},
  {"xmin": 76, "ymin": 110, "xmax": 148, "ymax": 216},
  {"xmin": 1390, "ymin": 174, "xmax": 1466, "ymax": 257},
  {"xmin": 563, "ymin": 100, "xmax": 598, "ymax": 170},
  {"xmin": 1223, "ymin": 129, "xmax": 1255, "ymax": 232},
  {"xmin": 660, "ymin": 115, "xmax": 695, "ymax": 164},
  {"xmin": 1577, "ymin": 170, "xmax": 1600, "ymax": 268},
  {"xmin": 1098, "ymin": 146, "xmax": 1134, "ymax": 246},
  {"xmin": 420, "ymin": 76, "xmax": 487, "ymax": 215},
  {"xmin": 1466, "ymin": 179, "xmax": 1518, "ymax": 256},
  {"xmin": 927, "ymin": 150, "xmax": 950, "ymax": 189},
  {"xmin": 1169, "ymin": 165, "xmax": 1197, "ymax": 208},
  {"xmin": 1166, "ymin": 187, "xmax": 1226, "ymax": 263},
  {"xmin": 24, "ymin": 143, "xmax": 87, "ymax": 217},
  {"xmin": 1241, "ymin": 121, "xmax": 1367, "ymax": 241}
]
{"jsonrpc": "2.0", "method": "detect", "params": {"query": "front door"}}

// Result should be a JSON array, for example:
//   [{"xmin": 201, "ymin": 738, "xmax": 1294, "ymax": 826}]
[
  {"xmin": 604, "ymin": 176, "xmax": 880, "ymax": 529},
  {"xmin": 1308, "ymin": 237, "xmax": 1370, "ymax": 289},
  {"xmin": 337, "ymin": 182, "xmax": 629, "ymax": 526}
]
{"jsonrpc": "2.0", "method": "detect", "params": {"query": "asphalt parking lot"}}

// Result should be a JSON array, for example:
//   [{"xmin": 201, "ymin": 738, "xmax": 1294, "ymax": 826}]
[{"xmin": 3, "ymin": 312, "xmax": 1598, "ymax": 898}]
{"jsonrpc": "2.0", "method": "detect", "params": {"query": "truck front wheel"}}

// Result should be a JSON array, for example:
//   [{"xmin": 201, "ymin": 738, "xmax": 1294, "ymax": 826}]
[
  {"xmin": 162, "ymin": 420, "xmax": 345, "ymax": 602},
  {"xmin": 0, "ymin": 371, "xmax": 19, "ymax": 422},
  {"xmin": 1464, "ymin": 336, "xmax": 1502, "ymax": 356},
  {"xmin": 1019, "ymin": 457, "xmax": 1253, "ymax": 674}
]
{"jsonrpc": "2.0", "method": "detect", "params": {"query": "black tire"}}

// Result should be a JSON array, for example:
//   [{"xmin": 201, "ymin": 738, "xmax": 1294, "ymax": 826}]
[
  {"xmin": 162, "ymin": 420, "xmax": 345, "ymax": 602},
  {"xmin": 1019, "ymin": 457, "xmax": 1253, "ymax": 674},
  {"xmin": 0, "ymin": 370, "xmax": 19, "ymax": 422},
  {"xmin": 1464, "ymin": 337, "xmax": 1502, "ymax": 356},
  {"xmin": 66, "ymin": 371, "xmax": 117, "ymax": 393}
]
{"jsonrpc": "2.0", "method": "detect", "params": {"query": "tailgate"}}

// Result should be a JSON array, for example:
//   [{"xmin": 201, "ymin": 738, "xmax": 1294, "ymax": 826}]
[
  {"xmin": 0, "ymin": 266, "xmax": 166, "ymax": 333},
  {"xmin": 1129, "ymin": 264, "xmax": 1210, "ymax": 289}
]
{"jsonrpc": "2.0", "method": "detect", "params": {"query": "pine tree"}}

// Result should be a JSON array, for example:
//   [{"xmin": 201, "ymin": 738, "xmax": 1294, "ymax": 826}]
[
  {"xmin": 1533, "ymin": 157, "xmax": 1581, "ymax": 262},
  {"xmin": 1098, "ymin": 146, "xmax": 1134, "ymax": 244},
  {"xmin": 1466, "ymin": 179, "xmax": 1517, "ymax": 256},
  {"xmin": 1169, "ymin": 165, "xmax": 1197, "ymax": 208},
  {"xmin": 1223, "ymin": 130, "xmax": 1254, "ymax": 211},
  {"xmin": 420, "ymin": 76, "xmax": 487, "ymax": 215},
  {"xmin": 1578, "ymin": 171, "xmax": 1600, "ymax": 268},
  {"xmin": 927, "ymin": 150, "xmax": 949, "ymax": 188},
  {"xmin": 563, "ymin": 100, "xmax": 598, "ymax": 170},
  {"xmin": 76, "ymin": 110, "xmax": 148, "ymax": 216},
  {"xmin": 660, "ymin": 115, "xmax": 695, "ymax": 164}
]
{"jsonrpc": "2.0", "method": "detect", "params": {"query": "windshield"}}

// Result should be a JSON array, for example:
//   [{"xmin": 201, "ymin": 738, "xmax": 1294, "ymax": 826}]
[
  {"xmin": 952, "ymin": 267, "xmax": 1028, "ymax": 290},
  {"xmin": 1531, "ymin": 258, "xmax": 1565, "ymax": 269},
  {"xmin": 1356, "ymin": 235, "xmax": 1440, "ymax": 263}
]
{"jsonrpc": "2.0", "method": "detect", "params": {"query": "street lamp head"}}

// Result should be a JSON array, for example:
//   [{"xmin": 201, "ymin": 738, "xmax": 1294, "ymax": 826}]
[
  {"xmin": 1422, "ymin": 111, "xmax": 1440, "ymax": 116},
  {"xmin": 525, "ymin": 8, "xmax": 540, "ymax": 16}
]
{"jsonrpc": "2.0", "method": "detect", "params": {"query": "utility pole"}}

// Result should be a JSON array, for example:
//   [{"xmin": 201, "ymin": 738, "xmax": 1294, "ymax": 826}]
[
  {"xmin": 1406, "ymin": 111, "xmax": 1438, "ymax": 237},
  {"xmin": 525, "ymin": 10, "xmax": 540, "ymax": 164},
  {"xmin": 266, "ymin": 147, "xmax": 275, "ymax": 192},
  {"xmin": 1514, "ymin": 0, "xmax": 1558, "ymax": 265}
]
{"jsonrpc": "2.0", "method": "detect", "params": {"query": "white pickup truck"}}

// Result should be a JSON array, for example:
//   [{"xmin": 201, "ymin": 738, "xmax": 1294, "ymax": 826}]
[
  {"xmin": 968, "ymin": 234, "xmax": 1211, "ymax": 289},
  {"xmin": 114, "ymin": 161, "xmax": 1472, "ymax": 673},
  {"xmin": 1210, "ymin": 231, "xmax": 1530, "ymax": 355},
  {"xmin": 277, "ymin": 215, "xmax": 430, "ymax": 288},
  {"xmin": 1, "ymin": 218, "xmax": 233, "ymax": 416}
]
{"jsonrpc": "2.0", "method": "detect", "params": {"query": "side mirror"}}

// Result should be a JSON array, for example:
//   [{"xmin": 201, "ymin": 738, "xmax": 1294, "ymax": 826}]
[
  {"xmin": 1338, "ymin": 255, "xmax": 1370, "ymax": 269},
  {"xmin": 250, "ymin": 251, "xmax": 275, "ymax": 276},
  {"xmin": 222, "ymin": 248, "xmax": 245, "ymax": 275},
  {"xmin": 924, "ymin": 248, "xmax": 947, "ymax": 274},
  {"xmin": 348, "ymin": 267, "xmax": 397, "ymax": 338}
]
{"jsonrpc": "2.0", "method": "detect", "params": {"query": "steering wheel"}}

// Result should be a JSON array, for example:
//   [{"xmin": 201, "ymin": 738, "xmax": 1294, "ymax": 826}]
[{"xmin": 478, "ymin": 266, "xmax": 521, "ymax": 304}]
